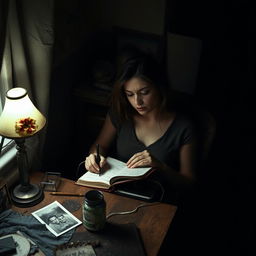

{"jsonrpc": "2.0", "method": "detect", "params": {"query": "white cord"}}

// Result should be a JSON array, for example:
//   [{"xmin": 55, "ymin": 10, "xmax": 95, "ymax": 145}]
[
  {"xmin": 106, "ymin": 180, "xmax": 165, "ymax": 219},
  {"xmin": 106, "ymin": 201, "xmax": 161, "ymax": 219}
]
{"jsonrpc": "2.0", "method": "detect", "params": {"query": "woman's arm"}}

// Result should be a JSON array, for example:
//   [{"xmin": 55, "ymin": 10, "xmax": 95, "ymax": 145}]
[
  {"xmin": 85, "ymin": 114, "xmax": 117, "ymax": 173},
  {"xmin": 126, "ymin": 142, "xmax": 197, "ymax": 191},
  {"xmin": 159, "ymin": 143, "xmax": 197, "ymax": 190}
]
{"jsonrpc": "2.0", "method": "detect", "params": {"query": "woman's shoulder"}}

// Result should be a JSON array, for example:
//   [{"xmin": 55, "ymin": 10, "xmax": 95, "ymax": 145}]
[
  {"xmin": 170, "ymin": 112, "xmax": 197, "ymax": 139},
  {"xmin": 173, "ymin": 112, "xmax": 195, "ymax": 127},
  {"xmin": 170, "ymin": 112, "xmax": 196, "ymax": 144}
]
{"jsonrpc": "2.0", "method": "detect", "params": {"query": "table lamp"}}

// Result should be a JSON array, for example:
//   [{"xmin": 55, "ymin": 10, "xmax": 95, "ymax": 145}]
[{"xmin": 0, "ymin": 87, "xmax": 46, "ymax": 207}]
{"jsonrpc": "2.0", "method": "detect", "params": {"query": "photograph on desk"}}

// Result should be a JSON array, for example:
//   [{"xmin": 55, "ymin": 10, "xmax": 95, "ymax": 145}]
[
  {"xmin": 76, "ymin": 156, "xmax": 154, "ymax": 190},
  {"xmin": 32, "ymin": 201, "xmax": 82, "ymax": 237}
]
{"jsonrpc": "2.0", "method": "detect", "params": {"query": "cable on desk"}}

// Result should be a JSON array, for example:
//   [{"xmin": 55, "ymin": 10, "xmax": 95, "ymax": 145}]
[
  {"xmin": 106, "ymin": 201, "xmax": 161, "ymax": 219},
  {"xmin": 106, "ymin": 181, "xmax": 165, "ymax": 219}
]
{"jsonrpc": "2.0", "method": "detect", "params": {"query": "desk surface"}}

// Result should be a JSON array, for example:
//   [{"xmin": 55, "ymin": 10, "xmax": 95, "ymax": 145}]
[{"xmin": 12, "ymin": 172, "xmax": 177, "ymax": 256}]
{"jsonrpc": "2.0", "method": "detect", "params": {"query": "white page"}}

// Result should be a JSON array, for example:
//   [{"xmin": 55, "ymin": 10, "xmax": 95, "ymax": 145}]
[{"xmin": 78, "ymin": 157, "xmax": 151, "ymax": 185}]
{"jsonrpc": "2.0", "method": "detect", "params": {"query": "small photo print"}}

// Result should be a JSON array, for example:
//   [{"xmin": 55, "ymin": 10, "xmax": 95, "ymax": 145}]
[{"xmin": 32, "ymin": 201, "xmax": 82, "ymax": 237}]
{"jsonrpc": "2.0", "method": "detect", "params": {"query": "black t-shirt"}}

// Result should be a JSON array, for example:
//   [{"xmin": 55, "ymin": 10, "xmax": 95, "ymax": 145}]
[{"xmin": 109, "ymin": 111, "xmax": 196, "ymax": 172}]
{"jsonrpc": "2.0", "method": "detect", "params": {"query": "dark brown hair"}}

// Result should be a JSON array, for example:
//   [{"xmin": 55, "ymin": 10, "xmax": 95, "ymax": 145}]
[{"xmin": 110, "ymin": 51, "xmax": 169, "ymax": 123}]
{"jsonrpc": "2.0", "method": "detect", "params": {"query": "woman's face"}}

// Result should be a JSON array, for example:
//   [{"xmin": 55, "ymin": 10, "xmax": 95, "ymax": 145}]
[{"xmin": 123, "ymin": 77, "xmax": 160, "ymax": 116}]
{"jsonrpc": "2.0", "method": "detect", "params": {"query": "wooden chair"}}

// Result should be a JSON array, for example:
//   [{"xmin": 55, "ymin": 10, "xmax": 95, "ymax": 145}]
[{"xmin": 169, "ymin": 89, "xmax": 216, "ymax": 173}]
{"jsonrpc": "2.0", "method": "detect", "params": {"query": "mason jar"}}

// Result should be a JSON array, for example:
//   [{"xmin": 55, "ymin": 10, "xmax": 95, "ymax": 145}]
[{"xmin": 83, "ymin": 190, "xmax": 106, "ymax": 231}]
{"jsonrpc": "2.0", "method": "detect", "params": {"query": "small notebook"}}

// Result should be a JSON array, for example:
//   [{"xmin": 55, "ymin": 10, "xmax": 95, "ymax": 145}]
[{"xmin": 70, "ymin": 222, "xmax": 146, "ymax": 256}]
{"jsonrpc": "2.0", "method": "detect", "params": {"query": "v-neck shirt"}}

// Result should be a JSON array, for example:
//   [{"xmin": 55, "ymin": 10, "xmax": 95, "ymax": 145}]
[{"xmin": 109, "ymin": 111, "xmax": 196, "ymax": 171}]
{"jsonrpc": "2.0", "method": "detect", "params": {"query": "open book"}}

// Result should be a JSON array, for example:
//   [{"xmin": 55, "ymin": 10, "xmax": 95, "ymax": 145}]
[{"xmin": 76, "ymin": 157, "xmax": 154, "ymax": 190}]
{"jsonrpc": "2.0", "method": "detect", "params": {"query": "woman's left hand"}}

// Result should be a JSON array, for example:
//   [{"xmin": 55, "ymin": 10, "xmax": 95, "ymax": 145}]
[{"xmin": 126, "ymin": 150, "xmax": 160, "ymax": 168}]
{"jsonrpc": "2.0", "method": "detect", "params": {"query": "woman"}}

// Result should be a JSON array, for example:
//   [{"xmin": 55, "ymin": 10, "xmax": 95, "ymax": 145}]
[{"xmin": 84, "ymin": 51, "xmax": 197, "ymax": 203}]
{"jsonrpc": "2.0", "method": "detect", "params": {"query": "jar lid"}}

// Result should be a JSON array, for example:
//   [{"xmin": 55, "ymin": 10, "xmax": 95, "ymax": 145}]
[{"xmin": 84, "ymin": 190, "xmax": 104, "ymax": 206}]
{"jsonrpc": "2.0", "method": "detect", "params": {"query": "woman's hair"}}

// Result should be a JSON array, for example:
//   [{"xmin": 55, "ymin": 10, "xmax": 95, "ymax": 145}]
[{"xmin": 110, "ymin": 49, "xmax": 169, "ymax": 123}]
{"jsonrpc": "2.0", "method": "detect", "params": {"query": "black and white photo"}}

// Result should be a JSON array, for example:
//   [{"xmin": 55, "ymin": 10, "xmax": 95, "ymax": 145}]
[{"xmin": 32, "ymin": 201, "xmax": 82, "ymax": 237}]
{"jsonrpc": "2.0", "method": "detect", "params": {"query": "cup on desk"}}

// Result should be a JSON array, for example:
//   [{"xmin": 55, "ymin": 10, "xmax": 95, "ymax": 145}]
[{"xmin": 82, "ymin": 190, "xmax": 106, "ymax": 231}]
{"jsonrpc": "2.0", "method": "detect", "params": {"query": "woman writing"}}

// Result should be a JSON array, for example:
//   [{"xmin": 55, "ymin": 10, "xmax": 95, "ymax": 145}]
[{"xmin": 84, "ymin": 51, "xmax": 197, "ymax": 203}]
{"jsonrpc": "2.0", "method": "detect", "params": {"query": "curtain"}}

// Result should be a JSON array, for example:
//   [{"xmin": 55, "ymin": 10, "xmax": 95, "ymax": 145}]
[
  {"xmin": 0, "ymin": 0, "xmax": 9, "ymax": 70},
  {"xmin": 1, "ymin": 0, "xmax": 54, "ymax": 172}
]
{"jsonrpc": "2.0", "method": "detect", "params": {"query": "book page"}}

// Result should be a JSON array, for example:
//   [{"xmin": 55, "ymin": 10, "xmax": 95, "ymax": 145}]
[
  {"xmin": 77, "ymin": 157, "xmax": 151, "ymax": 187},
  {"xmin": 107, "ymin": 157, "xmax": 151, "ymax": 179}
]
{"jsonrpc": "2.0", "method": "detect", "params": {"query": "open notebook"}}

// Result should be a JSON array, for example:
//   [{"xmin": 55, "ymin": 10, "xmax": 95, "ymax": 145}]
[
  {"xmin": 76, "ymin": 157, "xmax": 163, "ymax": 201},
  {"xmin": 76, "ymin": 157, "xmax": 154, "ymax": 190}
]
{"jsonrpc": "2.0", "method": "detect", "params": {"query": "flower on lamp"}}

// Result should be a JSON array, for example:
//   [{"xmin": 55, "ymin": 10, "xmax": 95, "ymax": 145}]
[{"xmin": 15, "ymin": 117, "xmax": 38, "ymax": 136}]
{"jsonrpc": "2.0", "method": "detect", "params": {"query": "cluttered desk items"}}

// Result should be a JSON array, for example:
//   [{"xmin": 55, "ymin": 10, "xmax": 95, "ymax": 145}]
[
  {"xmin": 0, "ymin": 235, "xmax": 17, "ymax": 255},
  {"xmin": 55, "ymin": 241, "xmax": 99, "ymax": 256},
  {"xmin": 9, "ymin": 171, "xmax": 177, "ymax": 256},
  {"xmin": 70, "ymin": 222, "xmax": 146, "ymax": 256},
  {"xmin": 0, "ymin": 208, "xmax": 74, "ymax": 256}
]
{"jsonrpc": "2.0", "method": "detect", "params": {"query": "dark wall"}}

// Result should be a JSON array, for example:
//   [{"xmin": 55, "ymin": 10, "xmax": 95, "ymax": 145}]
[{"xmin": 167, "ymin": 1, "xmax": 252, "ymax": 255}]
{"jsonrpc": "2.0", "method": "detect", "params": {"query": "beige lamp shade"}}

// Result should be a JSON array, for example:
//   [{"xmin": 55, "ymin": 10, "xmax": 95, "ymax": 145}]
[{"xmin": 0, "ymin": 87, "xmax": 46, "ymax": 139}]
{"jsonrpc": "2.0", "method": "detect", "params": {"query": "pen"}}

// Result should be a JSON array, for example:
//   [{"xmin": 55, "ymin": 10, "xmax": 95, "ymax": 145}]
[
  {"xmin": 50, "ymin": 192, "xmax": 84, "ymax": 197},
  {"xmin": 96, "ymin": 144, "xmax": 101, "ymax": 175}
]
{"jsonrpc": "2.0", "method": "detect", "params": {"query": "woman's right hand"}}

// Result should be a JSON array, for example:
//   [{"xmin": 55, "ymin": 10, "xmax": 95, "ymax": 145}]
[{"xmin": 85, "ymin": 153, "xmax": 106, "ymax": 174}]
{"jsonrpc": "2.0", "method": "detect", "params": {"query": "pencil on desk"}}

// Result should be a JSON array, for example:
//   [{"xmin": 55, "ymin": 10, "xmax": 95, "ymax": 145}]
[{"xmin": 50, "ymin": 192, "xmax": 84, "ymax": 197}]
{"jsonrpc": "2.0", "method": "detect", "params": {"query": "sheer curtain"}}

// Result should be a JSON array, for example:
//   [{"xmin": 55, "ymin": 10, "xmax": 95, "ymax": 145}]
[{"xmin": 0, "ymin": 0, "xmax": 54, "ymax": 175}]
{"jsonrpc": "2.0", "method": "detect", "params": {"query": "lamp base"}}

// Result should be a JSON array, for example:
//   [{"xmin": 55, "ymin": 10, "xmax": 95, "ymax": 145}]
[{"xmin": 11, "ymin": 184, "xmax": 44, "ymax": 207}]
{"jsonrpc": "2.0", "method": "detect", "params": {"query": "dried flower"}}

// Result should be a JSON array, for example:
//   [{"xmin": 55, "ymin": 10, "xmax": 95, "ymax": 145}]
[{"xmin": 15, "ymin": 117, "xmax": 38, "ymax": 136}]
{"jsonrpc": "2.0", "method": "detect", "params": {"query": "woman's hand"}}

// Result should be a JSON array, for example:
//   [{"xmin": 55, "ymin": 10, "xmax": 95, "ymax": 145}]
[
  {"xmin": 126, "ymin": 150, "xmax": 161, "ymax": 169},
  {"xmin": 85, "ymin": 153, "xmax": 106, "ymax": 173}
]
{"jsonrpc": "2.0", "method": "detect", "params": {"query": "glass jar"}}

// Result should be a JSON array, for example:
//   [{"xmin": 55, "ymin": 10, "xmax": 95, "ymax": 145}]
[{"xmin": 83, "ymin": 190, "xmax": 106, "ymax": 231}]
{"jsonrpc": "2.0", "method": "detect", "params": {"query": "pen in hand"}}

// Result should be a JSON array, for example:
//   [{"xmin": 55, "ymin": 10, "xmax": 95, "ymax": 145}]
[{"xmin": 96, "ymin": 144, "xmax": 101, "ymax": 175}]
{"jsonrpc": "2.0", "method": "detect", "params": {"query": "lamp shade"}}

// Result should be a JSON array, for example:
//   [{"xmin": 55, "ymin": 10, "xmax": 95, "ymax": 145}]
[{"xmin": 0, "ymin": 87, "xmax": 46, "ymax": 139}]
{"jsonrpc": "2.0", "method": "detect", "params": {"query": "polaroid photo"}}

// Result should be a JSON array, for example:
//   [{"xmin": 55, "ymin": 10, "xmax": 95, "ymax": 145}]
[{"xmin": 32, "ymin": 201, "xmax": 82, "ymax": 237}]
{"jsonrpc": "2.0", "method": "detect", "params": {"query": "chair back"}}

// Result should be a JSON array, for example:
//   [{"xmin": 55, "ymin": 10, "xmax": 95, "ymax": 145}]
[{"xmin": 169, "ymin": 90, "xmax": 216, "ymax": 171}]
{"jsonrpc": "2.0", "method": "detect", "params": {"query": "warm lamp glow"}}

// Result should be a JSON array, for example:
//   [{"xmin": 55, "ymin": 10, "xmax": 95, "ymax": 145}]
[
  {"xmin": 0, "ymin": 87, "xmax": 46, "ymax": 138},
  {"xmin": 0, "ymin": 87, "xmax": 46, "ymax": 207}
]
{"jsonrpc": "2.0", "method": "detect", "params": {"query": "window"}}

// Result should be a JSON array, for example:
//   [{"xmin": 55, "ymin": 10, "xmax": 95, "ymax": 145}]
[{"xmin": 0, "ymin": 53, "xmax": 16, "ymax": 173}]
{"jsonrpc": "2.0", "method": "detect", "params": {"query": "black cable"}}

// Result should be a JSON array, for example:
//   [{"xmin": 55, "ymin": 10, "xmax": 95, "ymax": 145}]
[{"xmin": 76, "ymin": 160, "xmax": 85, "ymax": 179}]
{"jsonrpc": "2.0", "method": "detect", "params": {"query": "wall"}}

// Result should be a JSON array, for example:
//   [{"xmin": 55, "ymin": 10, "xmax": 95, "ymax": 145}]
[
  {"xmin": 83, "ymin": 0, "xmax": 166, "ymax": 35},
  {"xmin": 53, "ymin": 0, "xmax": 167, "ymax": 69},
  {"xmin": 167, "ymin": 33, "xmax": 202, "ymax": 95},
  {"xmin": 53, "ymin": 0, "xmax": 200, "ymax": 95}
]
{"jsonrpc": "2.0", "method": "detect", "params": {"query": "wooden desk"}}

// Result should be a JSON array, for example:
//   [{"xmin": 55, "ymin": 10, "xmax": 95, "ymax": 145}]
[{"xmin": 12, "ymin": 172, "xmax": 177, "ymax": 256}]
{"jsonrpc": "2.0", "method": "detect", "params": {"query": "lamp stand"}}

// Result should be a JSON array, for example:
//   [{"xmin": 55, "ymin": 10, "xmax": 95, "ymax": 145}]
[{"xmin": 11, "ymin": 138, "xmax": 44, "ymax": 207}]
